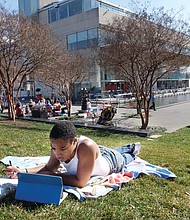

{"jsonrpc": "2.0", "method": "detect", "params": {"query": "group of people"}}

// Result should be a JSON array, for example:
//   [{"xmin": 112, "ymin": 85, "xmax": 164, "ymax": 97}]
[
  {"xmin": 6, "ymin": 121, "xmax": 138, "ymax": 188},
  {"xmin": 14, "ymin": 96, "xmax": 63, "ymax": 117},
  {"xmin": 45, "ymin": 98, "xmax": 63, "ymax": 116}
]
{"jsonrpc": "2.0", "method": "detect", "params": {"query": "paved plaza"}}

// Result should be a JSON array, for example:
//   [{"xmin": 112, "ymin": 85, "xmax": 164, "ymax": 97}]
[{"xmin": 72, "ymin": 101, "xmax": 190, "ymax": 133}]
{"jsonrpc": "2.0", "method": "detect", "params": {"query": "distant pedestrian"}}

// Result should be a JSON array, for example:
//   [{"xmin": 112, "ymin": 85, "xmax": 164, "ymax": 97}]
[
  {"xmin": 87, "ymin": 99, "xmax": 91, "ymax": 114},
  {"xmin": 150, "ymin": 93, "xmax": 156, "ymax": 111}
]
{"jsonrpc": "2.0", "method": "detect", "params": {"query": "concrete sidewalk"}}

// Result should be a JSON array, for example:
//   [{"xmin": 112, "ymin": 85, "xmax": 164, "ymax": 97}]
[
  {"xmin": 145, "ymin": 101, "xmax": 190, "ymax": 133},
  {"xmin": 111, "ymin": 101, "xmax": 190, "ymax": 133},
  {"xmin": 72, "ymin": 101, "xmax": 190, "ymax": 133}
]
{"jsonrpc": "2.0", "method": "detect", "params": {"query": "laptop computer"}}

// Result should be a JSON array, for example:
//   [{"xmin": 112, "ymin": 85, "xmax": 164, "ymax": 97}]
[{"xmin": 15, "ymin": 172, "xmax": 67, "ymax": 205}]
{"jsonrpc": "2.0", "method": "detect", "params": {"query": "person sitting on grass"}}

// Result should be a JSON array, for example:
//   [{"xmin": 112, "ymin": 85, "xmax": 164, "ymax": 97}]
[
  {"xmin": 45, "ymin": 100, "xmax": 53, "ymax": 115},
  {"xmin": 52, "ymin": 98, "xmax": 61, "ymax": 116},
  {"xmin": 6, "ymin": 121, "xmax": 137, "ymax": 188},
  {"xmin": 15, "ymin": 103, "xmax": 24, "ymax": 117}
]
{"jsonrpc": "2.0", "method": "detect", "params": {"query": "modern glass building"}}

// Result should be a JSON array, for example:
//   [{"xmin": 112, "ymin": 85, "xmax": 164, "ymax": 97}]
[
  {"xmin": 18, "ymin": 0, "xmax": 133, "ymax": 100},
  {"xmin": 18, "ymin": 0, "xmax": 190, "ymax": 100}
]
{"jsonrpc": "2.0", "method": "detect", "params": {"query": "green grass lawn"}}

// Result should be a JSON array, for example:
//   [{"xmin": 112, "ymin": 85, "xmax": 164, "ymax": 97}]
[{"xmin": 0, "ymin": 118, "xmax": 189, "ymax": 220}]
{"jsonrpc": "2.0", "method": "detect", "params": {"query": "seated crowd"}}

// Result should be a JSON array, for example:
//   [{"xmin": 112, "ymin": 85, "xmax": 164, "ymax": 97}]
[{"xmin": 15, "ymin": 97, "xmax": 64, "ymax": 117}]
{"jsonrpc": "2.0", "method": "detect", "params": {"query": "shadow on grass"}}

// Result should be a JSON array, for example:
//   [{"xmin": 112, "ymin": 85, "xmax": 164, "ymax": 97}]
[
  {"xmin": 1, "ymin": 191, "xmax": 50, "ymax": 210},
  {"xmin": 0, "ymin": 191, "xmax": 78, "ymax": 210}
]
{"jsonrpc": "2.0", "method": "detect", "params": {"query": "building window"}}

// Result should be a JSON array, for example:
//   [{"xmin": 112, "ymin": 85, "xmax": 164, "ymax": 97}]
[
  {"xmin": 88, "ymin": 28, "xmax": 98, "ymax": 47},
  {"xmin": 77, "ymin": 31, "xmax": 88, "ymax": 49},
  {"xmin": 48, "ymin": 8, "xmax": 58, "ymax": 23},
  {"xmin": 67, "ymin": 33, "xmax": 77, "ymax": 51},
  {"xmin": 59, "ymin": 4, "xmax": 68, "ymax": 19},
  {"xmin": 67, "ymin": 28, "xmax": 99, "ymax": 51},
  {"xmin": 83, "ymin": 0, "xmax": 91, "ymax": 11},
  {"xmin": 69, "ymin": 0, "xmax": 82, "ymax": 16},
  {"xmin": 48, "ymin": 0, "xmax": 130, "ymax": 23}
]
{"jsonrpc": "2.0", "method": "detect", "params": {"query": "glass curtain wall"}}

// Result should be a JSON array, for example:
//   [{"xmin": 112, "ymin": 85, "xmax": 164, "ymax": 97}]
[
  {"xmin": 18, "ymin": 0, "xmax": 38, "ymax": 16},
  {"xmin": 48, "ymin": 0, "xmax": 92, "ymax": 23},
  {"xmin": 48, "ymin": 0, "xmax": 129, "ymax": 23},
  {"xmin": 69, "ymin": 0, "xmax": 83, "ymax": 16},
  {"xmin": 59, "ymin": 4, "xmax": 69, "ymax": 19},
  {"xmin": 67, "ymin": 28, "xmax": 98, "ymax": 51}
]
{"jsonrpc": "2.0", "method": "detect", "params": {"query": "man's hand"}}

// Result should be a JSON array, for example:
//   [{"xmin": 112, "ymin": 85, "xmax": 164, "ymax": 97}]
[{"xmin": 5, "ymin": 166, "xmax": 20, "ymax": 179}]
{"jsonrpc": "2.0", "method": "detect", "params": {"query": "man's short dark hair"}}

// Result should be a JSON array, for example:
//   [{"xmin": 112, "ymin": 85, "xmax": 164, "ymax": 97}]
[{"xmin": 50, "ymin": 122, "xmax": 76, "ymax": 143}]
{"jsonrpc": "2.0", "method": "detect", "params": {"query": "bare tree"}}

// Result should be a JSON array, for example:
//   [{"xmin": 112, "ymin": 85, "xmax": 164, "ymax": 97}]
[
  {"xmin": 0, "ymin": 5, "xmax": 61, "ymax": 120},
  {"xmin": 98, "ymin": 6, "xmax": 190, "ymax": 129},
  {"xmin": 38, "ymin": 51, "xmax": 92, "ymax": 117}
]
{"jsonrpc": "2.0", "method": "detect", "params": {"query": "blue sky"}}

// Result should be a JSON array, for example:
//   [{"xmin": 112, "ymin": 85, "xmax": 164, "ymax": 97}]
[{"xmin": 1, "ymin": 0, "xmax": 190, "ymax": 19}]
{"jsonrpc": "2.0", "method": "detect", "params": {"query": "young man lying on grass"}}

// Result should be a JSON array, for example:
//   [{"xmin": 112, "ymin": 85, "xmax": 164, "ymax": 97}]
[{"xmin": 6, "ymin": 121, "xmax": 137, "ymax": 188}]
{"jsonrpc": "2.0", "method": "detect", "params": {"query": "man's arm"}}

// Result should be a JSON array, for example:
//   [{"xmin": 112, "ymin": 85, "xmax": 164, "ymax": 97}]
[
  {"xmin": 37, "ymin": 150, "xmax": 60, "ymax": 174},
  {"xmin": 5, "ymin": 150, "xmax": 60, "ymax": 178}
]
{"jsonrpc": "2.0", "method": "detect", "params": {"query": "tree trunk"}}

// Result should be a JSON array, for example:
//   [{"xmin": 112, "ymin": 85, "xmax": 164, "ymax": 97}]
[
  {"xmin": 6, "ymin": 87, "xmax": 16, "ymax": 121},
  {"xmin": 138, "ymin": 98, "xmax": 149, "ymax": 129},
  {"xmin": 7, "ymin": 97, "xmax": 15, "ymax": 121},
  {"xmin": 140, "ymin": 109, "xmax": 149, "ymax": 129},
  {"xmin": 67, "ymin": 100, "xmax": 72, "ymax": 117}
]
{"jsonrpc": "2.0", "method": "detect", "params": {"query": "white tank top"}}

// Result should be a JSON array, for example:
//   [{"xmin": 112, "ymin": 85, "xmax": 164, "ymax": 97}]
[{"xmin": 61, "ymin": 136, "xmax": 110, "ymax": 176}]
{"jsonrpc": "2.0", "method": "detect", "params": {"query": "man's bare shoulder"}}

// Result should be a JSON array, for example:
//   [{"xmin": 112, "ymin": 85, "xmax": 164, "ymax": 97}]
[{"xmin": 78, "ymin": 138, "xmax": 99, "ymax": 158}]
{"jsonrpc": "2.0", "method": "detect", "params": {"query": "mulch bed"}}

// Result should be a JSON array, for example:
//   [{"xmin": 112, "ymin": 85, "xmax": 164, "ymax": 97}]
[{"xmin": 0, "ymin": 120, "xmax": 33, "ymax": 127}]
